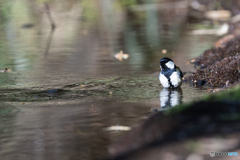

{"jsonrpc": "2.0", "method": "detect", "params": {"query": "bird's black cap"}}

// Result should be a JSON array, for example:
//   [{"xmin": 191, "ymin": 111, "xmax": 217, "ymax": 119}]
[{"xmin": 160, "ymin": 57, "xmax": 173, "ymax": 64}]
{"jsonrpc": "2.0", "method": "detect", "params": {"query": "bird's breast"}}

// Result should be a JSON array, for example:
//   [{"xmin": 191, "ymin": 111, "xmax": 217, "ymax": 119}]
[
  {"xmin": 159, "ymin": 73, "xmax": 170, "ymax": 88},
  {"xmin": 170, "ymin": 72, "xmax": 182, "ymax": 87}
]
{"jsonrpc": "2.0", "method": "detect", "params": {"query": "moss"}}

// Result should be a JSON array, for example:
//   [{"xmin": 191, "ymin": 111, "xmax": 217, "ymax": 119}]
[
  {"xmin": 0, "ymin": 104, "xmax": 19, "ymax": 116},
  {"xmin": 219, "ymin": 113, "xmax": 240, "ymax": 121},
  {"xmin": 203, "ymin": 85, "xmax": 240, "ymax": 101},
  {"xmin": 164, "ymin": 85, "xmax": 240, "ymax": 115},
  {"xmin": 0, "ymin": 76, "xmax": 161, "ymax": 102},
  {"xmin": 164, "ymin": 102, "xmax": 193, "ymax": 115}
]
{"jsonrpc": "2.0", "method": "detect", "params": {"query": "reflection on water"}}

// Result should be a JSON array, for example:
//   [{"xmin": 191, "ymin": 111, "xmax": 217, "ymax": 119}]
[
  {"xmin": 0, "ymin": 100, "xmax": 151, "ymax": 160},
  {"xmin": 0, "ymin": 0, "xmax": 219, "ymax": 88},
  {"xmin": 159, "ymin": 88, "xmax": 183, "ymax": 110},
  {"xmin": 154, "ymin": 83, "xmax": 206, "ymax": 111}
]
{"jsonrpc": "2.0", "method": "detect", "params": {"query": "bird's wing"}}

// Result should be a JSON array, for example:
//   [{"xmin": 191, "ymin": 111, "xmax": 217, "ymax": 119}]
[{"xmin": 176, "ymin": 67, "xmax": 183, "ymax": 78}]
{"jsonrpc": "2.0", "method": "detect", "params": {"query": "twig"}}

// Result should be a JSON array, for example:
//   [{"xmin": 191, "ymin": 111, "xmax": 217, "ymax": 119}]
[
  {"xmin": 212, "ymin": 79, "xmax": 219, "ymax": 86},
  {"xmin": 45, "ymin": 30, "xmax": 55, "ymax": 55},
  {"xmin": 44, "ymin": 2, "xmax": 56, "ymax": 30}
]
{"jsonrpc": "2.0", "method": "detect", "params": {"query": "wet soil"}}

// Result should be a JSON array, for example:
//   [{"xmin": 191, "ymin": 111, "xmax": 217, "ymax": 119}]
[{"xmin": 186, "ymin": 1, "xmax": 240, "ymax": 87}]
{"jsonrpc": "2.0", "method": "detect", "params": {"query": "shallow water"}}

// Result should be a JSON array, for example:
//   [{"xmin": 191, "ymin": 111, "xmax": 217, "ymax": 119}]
[
  {"xmin": 0, "ymin": 1, "xmax": 219, "ymax": 160},
  {"xmin": 0, "ymin": 100, "xmax": 152, "ymax": 160}
]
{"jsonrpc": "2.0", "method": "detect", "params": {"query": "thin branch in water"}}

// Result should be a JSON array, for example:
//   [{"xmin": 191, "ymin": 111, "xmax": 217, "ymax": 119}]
[
  {"xmin": 44, "ymin": 2, "xmax": 56, "ymax": 30},
  {"xmin": 45, "ymin": 30, "xmax": 55, "ymax": 55}
]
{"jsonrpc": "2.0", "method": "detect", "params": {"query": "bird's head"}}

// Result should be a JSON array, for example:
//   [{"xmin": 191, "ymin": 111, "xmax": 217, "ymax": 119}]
[{"xmin": 159, "ymin": 57, "xmax": 175, "ymax": 70}]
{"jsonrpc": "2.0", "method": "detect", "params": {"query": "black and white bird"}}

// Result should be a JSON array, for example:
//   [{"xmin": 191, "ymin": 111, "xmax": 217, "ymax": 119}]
[{"xmin": 159, "ymin": 57, "xmax": 183, "ymax": 88}]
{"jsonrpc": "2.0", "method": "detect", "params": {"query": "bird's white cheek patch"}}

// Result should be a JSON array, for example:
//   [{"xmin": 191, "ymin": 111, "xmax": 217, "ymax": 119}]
[
  {"xmin": 170, "ymin": 72, "xmax": 182, "ymax": 87},
  {"xmin": 166, "ymin": 61, "xmax": 175, "ymax": 70},
  {"xmin": 159, "ymin": 73, "xmax": 169, "ymax": 88}
]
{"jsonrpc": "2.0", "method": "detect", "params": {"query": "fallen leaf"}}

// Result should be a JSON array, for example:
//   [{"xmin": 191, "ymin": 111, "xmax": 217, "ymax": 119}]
[
  {"xmin": 191, "ymin": 59, "xmax": 196, "ymax": 63},
  {"xmin": 162, "ymin": 49, "xmax": 167, "ymax": 54},
  {"xmin": 0, "ymin": 68, "xmax": 11, "ymax": 72},
  {"xmin": 114, "ymin": 50, "xmax": 130, "ymax": 61},
  {"xmin": 205, "ymin": 10, "xmax": 231, "ymax": 21},
  {"xmin": 105, "ymin": 125, "xmax": 131, "ymax": 131},
  {"xmin": 214, "ymin": 35, "xmax": 235, "ymax": 48}
]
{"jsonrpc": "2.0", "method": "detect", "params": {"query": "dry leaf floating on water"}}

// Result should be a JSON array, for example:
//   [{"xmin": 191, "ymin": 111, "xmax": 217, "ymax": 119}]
[{"xmin": 114, "ymin": 50, "xmax": 129, "ymax": 61}]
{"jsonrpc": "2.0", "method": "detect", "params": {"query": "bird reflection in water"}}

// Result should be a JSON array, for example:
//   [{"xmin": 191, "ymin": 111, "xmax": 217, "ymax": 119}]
[{"xmin": 156, "ymin": 88, "xmax": 183, "ymax": 111}]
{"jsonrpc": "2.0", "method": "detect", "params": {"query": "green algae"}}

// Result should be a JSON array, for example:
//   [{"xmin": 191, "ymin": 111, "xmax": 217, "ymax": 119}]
[
  {"xmin": 164, "ymin": 85, "xmax": 240, "ymax": 117},
  {"xmin": 203, "ymin": 85, "xmax": 240, "ymax": 101},
  {"xmin": 0, "ymin": 76, "xmax": 161, "ymax": 102},
  {"xmin": 219, "ymin": 113, "xmax": 240, "ymax": 121},
  {"xmin": 164, "ymin": 102, "xmax": 193, "ymax": 115}
]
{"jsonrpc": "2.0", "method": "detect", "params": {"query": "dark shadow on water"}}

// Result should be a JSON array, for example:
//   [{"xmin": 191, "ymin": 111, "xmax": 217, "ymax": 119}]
[{"xmin": 106, "ymin": 101, "xmax": 240, "ymax": 160}]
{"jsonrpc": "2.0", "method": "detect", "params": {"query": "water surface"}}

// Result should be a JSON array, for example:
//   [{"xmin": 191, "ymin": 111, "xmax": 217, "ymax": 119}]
[{"xmin": 0, "ymin": 1, "xmax": 220, "ymax": 159}]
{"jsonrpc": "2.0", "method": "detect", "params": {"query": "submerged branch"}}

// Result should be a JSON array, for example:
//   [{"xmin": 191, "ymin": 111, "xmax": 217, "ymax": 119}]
[{"xmin": 44, "ymin": 2, "xmax": 56, "ymax": 30}]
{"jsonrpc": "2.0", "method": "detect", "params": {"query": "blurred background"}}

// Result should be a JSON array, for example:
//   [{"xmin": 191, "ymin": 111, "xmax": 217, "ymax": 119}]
[{"xmin": 0, "ymin": 0, "xmax": 220, "ymax": 87}]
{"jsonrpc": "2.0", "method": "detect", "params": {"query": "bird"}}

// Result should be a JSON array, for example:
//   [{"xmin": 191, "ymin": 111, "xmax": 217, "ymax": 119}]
[{"xmin": 159, "ymin": 57, "xmax": 183, "ymax": 88}]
